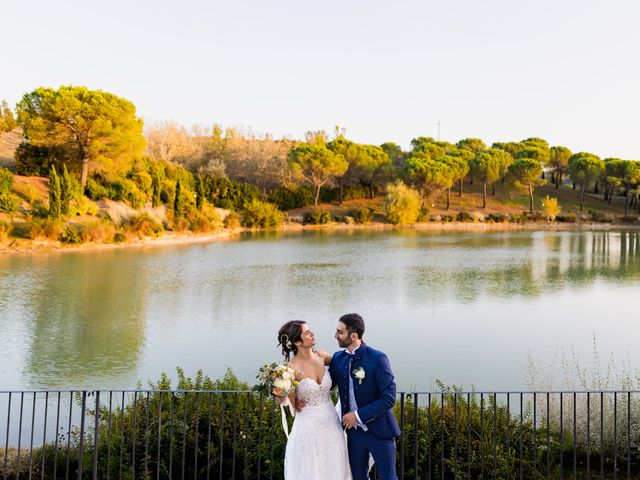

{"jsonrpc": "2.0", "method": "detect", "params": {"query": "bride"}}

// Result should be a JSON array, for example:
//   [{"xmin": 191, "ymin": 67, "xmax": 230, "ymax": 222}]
[{"xmin": 277, "ymin": 320, "xmax": 352, "ymax": 480}]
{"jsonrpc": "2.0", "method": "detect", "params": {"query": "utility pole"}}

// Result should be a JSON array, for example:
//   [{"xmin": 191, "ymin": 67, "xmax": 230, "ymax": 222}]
[{"xmin": 436, "ymin": 120, "xmax": 441, "ymax": 141}]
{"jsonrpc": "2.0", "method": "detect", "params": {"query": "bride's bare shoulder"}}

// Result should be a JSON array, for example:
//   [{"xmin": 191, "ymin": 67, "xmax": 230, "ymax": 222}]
[{"xmin": 314, "ymin": 349, "xmax": 333, "ymax": 365}]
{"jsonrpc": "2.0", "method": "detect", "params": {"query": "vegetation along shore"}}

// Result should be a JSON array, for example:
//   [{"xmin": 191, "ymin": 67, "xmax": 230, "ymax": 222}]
[{"xmin": 2, "ymin": 87, "xmax": 640, "ymax": 255}]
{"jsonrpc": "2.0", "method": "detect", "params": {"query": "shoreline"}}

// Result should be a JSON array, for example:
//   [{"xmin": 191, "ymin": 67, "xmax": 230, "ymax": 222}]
[{"xmin": 2, "ymin": 220, "xmax": 640, "ymax": 256}]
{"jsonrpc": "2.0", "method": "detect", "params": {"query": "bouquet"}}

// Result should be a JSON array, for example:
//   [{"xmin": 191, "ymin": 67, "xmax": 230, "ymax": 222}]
[
  {"xmin": 256, "ymin": 361, "xmax": 298, "ymax": 398},
  {"xmin": 256, "ymin": 361, "xmax": 298, "ymax": 438}
]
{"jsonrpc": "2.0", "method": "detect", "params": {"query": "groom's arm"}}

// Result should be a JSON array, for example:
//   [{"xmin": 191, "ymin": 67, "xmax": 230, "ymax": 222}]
[{"xmin": 355, "ymin": 354, "xmax": 397, "ymax": 424}]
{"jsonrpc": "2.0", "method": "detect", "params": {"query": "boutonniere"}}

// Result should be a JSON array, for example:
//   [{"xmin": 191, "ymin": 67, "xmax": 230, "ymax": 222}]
[{"xmin": 352, "ymin": 367, "xmax": 365, "ymax": 384}]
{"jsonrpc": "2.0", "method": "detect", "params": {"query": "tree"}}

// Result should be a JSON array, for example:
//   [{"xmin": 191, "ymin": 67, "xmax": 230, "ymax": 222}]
[
  {"xmin": 548, "ymin": 146, "xmax": 572, "ymax": 188},
  {"xmin": 196, "ymin": 175, "xmax": 206, "ymax": 210},
  {"xmin": 619, "ymin": 160, "xmax": 640, "ymax": 215},
  {"xmin": 288, "ymin": 144, "xmax": 348, "ymax": 207},
  {"xmin": 508, "ymin": 158, "xmax": 545, "ymax": 213},
  {"xmin": 404, "ymin": 153, "xmax": 454, "ymax": 207},
  {"xmin": 456, "ymin": 138, "xmax": 487, "ymax": 154},
  {"xmin": 17, "ymin": 86, "xmax": 145, "ymax": 190},
  {"xmin": 357, "ymin": 145, "xmax": 391, "ymax": 199},
  {"xmin": 326, "ymin": 136, "xmax": 362, "ymax": 203},
  {"xmin": 568, "ymin": 152, "xmax": 604, "ymax": 210},
  {"xmin": 0, "ymin": 100, "xmax": 17, "ymax": 132},
  {"xmin": 380, "ymin": 142, "xmax": 406, "ymax": 170},
  {"xmin": 472, "ymin": 149, "xmax": 502, "ymax": 208},
  {"xmin": 60, "ymin": 164, "xmax": 73, "ymax": 215},
  {"xmin": 174, "ymin": 179, "xmax": 184, "ymax": 217},
  {"xmin": 48, "ymin": 165, "xmax": 62, "ymax": 219},
  {"xmin": 448, "ymin": 148, "xmax": 473, "ymax": 196}
]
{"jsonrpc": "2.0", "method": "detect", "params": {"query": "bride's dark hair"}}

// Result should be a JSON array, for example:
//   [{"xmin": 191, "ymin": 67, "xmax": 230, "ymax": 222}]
[{"xmin": 277, "ymin": 320, "xmax": 306, "ymax": 360}]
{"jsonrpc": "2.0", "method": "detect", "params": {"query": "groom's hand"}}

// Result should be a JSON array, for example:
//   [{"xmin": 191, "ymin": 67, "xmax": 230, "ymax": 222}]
[
  {"xmin": 342, "ymin": 412, "xmax": 358, "ymax": 429},
  {"xmin": 294, "ymin": 397, "xmax": 306, "ymax": 412}
]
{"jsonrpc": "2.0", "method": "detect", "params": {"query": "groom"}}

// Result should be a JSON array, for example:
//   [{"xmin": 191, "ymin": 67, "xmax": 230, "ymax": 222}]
[{"xmin": 329, "ymin": 313, "xmax": 400, "ymax": 480}]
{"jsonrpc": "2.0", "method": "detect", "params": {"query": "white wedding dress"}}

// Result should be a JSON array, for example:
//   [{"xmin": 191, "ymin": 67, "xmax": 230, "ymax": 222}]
[{"xmin": 284, "ymin": 370, "xmax": 352, "ymax": 479}]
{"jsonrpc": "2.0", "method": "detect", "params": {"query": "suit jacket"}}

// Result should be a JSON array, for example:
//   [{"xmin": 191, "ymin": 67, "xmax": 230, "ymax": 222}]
[{"xmin": 329, "ymin": 343, "xmax": 401, "ymax": 439}]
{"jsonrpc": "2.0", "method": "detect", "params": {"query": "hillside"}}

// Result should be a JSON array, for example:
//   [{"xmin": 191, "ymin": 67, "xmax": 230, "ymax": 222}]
[{"xmin": 0, "ymin": 128, "xmax": 21, "ymax": 170}]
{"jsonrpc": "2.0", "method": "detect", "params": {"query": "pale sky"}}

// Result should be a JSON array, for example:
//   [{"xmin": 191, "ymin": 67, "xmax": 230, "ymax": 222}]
[{"xmin": 3, "ymin": 0, "xmax": 640, "ymax": 158}]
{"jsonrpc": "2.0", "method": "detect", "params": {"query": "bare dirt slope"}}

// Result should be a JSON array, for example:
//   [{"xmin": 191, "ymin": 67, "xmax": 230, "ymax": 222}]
[{"xmin": 0, "ymin": 129, "xmax": 21, "ymax": 170}]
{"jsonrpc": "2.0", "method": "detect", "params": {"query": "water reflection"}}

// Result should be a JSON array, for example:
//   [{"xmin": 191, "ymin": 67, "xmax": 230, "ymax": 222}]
[{"xmin": 0, "ymin": 230, "xmax": 639, "ymax": 391}]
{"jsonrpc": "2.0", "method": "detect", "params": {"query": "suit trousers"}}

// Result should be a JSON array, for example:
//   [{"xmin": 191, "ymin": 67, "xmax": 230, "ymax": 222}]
[{"xmin": 347, "ymin": 427, "xmax": 397, "ymax": 480}]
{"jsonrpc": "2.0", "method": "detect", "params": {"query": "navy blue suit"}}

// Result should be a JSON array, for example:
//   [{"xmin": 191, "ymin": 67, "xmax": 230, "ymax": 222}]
[{"xmin": 329, "ymin": 343, "xmax": 400, "ymax": 480}]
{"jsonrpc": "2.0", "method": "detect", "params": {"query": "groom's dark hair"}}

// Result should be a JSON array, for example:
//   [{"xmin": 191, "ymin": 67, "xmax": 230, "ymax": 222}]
[{"xmin": 339, "ymin": 313, "xmax": 365, "ymax": 339}]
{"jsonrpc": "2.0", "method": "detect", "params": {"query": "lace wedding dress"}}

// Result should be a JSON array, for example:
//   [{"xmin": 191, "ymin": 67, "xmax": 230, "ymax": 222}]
[{"xmin": 284, "ymin": 370, "xmax": 352, "ymax": 479}]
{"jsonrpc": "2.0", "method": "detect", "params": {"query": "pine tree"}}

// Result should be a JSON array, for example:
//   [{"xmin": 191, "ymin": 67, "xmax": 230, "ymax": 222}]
[
  {"xmin": 48, "ymin": 165, "xmax": 62, "ymax": 219},
  {"xmin": 0, "ymin": 100, "xmax": 17, "ymax": 132},
  {"xmin": 196, "ymin": 175, "xmax": 205, "ymax": 210},
  {"xmin": 174, "ymin": 180, "xmax": 183, "ymax": 217},
  {"xmin": 151, "ymin": 170, "xmax": 162, "ymax": 207},
  {"xmin": 60, "ymin": 164, "xmax": 72, "ymax": 215}
]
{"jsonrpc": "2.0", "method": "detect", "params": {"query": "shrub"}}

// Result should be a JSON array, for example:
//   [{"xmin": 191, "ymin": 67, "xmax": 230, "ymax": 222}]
[
  {"xmin": 241, "ymin": 200, "xmax": 284, "ymax": 229},
  {"xmin": 619, "ymin": 215, "xmax": 639, "ymax": 224},
  {"xmin": 0, "ymin": 193, "xmax": 20, "ymax": 213},
  {"xmin": 303, "ymin": 208, "xmax": 331, "ymax": 225},
  {"xmin": 542, "ymin": 195, "xmax": 561, "ymax": 221},
  {"xmin": 68, "ymin": 196, "xmax": 99, "ymax": 216},
  {"xmin": 510, "ymin": 212, "xmax": 528, "ymax": 224},
  {"xmin": 16, "ymin": 217, "xmax": 64, "ymax": 240},
  {"xmin": 267, "ymin": 187, "xmax": 314, "ymax": 210},
  {"xmin": 441, "ymin": 214, "xmax": 455, "ymax": 222},
  {"xmin": 85, "ymin": 178, "xmax": 110, "ymax": 200},
  {"xmin": 347, "ymin": 207, "xmax": 372, "ymax": 224},
  {"xmin": 223, "ymin": 211, "xmax": 241, "ymax": 229},
  {"xmin": 0, "ymin": 220, "xmax": 10, "ymax": 241},
  {"xmin": 186, "ymin": 206, "xmax": 221, "ymax": 233},
  {"xmin": 556, "ymin": 213, "xmax": 577, "ymax": 223},
  {"xmin": 124, "ymin": 212, "xmax": 164, "ymax": 237},
  {"xmin": 79, "ymin": 219, "xmax": 116, "ymax": 243},
  {"xmin": 589, "ymin": 210, "xmax": 612, "ymax": 223},
  {"xmin": 456, "ymin": 211, "xmax": 474, "ymax": 222},
  {"xmin": 60, "ymin": 226, "xmax": 83, "ymax": 244},
  {"xmin": 113, "ymin": 232, "xmax": 127, "ymax": 243},
  {"xmin": 207, "ymin": 177, "xmax": 261, "ymax": 212},
  {"xmin": 486, "ymin": 213, "xmax": 508, "ymax": 223},
  {"xmin": 384, "ymin": 181, "xmax": 421, "ymax": 225},
  {"xmin": 110, "ymin": 178, "xmax": 147, "ymax": 209},
  {"xmin": 0, "ymin": 167, "xmax": 13, "ymax": 194}
]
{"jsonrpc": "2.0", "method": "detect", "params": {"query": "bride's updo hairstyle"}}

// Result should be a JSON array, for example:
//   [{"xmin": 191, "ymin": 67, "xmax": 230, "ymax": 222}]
[{"xmin": 277, "ymin": 320, "xmax": 306, "ymax": 360}]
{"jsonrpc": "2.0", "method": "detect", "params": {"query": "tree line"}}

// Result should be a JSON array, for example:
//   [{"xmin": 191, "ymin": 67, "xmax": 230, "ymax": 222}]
[{"xmin": 2, "ymin": 86, "xmax": 640, "ymax": 218}]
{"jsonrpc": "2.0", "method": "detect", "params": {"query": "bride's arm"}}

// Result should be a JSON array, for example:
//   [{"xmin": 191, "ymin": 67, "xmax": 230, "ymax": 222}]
[{"xmin": 315, "ymin": 349, "xmax": 333, "ymax": 366}]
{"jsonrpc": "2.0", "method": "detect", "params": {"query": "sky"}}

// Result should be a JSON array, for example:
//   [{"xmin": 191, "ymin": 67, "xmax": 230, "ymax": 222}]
[{"xmin": 3, "ymin": 0, "xmax": 640, "ymax": 158}]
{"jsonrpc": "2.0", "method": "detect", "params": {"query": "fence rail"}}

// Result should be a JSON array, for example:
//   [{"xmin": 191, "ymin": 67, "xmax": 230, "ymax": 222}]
[{"xmin": 2, "ymin": 389, "xmax": 639, "ymax": 479}]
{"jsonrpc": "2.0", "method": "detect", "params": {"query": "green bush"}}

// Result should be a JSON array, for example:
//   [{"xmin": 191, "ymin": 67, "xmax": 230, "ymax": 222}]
[
  {"xmin": 85, "ymin": 178, "xmax": 110, "ymax": 200},
  {"xmin": 485, "ymin": 213, "xmax": 508, "ymax": 223},
  {"xmin": 456, "ymin": 211, "xmax": 474, "ymax": 222},
  {"xmin": 319, "ymin": 184, "xmax": 370, "ymax": 203},
  {"xmin": 124, "ymin": 212, "xmax": 164, "ymax": 237},
  {"xmin": 186, "ymin": 206, "xmax": 220, "ymax": 233},
  {"xmin": 303, "ymin": 208, "xmax": 331, "ymax": 225},
  {"xmin": 556, "ymin": 213, "xmax": 577, "ymax": 223},
  {"xmin": 0, "ymin": 193, "xmax": 20, "ymax": 213},
  {"xmin": 0, "ymin": 220, "xmax": 10, "ymax": 241},
  {"xmin": 620, "ymin": 215, "xmax": 639, "ymax": 224},
  {"xmin": 68, "ymin": 196, "xmax": 99, "ymax": 216},
  {"xmin": 207, "ymin": 177, "xmax": 261, "ymax": 212},
  {"xmin": 384, "ymin": 181, "xmax": 421, "ymax": 225},
  {"xmin": 267, "ymin": 186, "xmax": 314, "ymax": 210},
  {"xmin": 347, "ymin": 207, "xmax": 372, "ymax": 224},
  {"xmin": 110, "ymin": 178, "xmax": 147, "ymax": 209},
  {"xmin": 0, "ymin": 167, "xmax": 13, "ymax": 194},
  {"xmin": 223, "ymin": 211, "xmax": 241, "ymax": 229},
  {"xmin": 241, "ymin": 200, "xmax": 284, "ymax": 229},
  {"xmin": 15, "ymin": 217, "xmax": 64, "ymax": 240},
  {"xmin": 60, "ymin": 226, "xmax": 83, "ymax": 244}
]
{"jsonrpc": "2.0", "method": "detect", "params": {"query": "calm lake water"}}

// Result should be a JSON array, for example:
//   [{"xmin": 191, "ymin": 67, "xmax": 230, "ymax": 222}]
[{"xmin": 1, "ymin": 229, "xmax": 640, "ymax": 392}]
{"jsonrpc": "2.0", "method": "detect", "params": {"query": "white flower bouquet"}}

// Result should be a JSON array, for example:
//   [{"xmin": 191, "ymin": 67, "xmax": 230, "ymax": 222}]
[{"xmin": 256, "ymin": 361, "xmax": 299, "ymax": 398}]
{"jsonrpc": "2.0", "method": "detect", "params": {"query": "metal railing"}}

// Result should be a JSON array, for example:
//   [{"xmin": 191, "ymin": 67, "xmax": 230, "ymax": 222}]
[{"xmin": 1, "ymin": 389, "xmax": 639, "ymax": 479}]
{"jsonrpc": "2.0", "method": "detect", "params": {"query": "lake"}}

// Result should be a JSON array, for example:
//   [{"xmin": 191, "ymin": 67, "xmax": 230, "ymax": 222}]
[{"xmin": 1, "ymin": 229, "xmax": 640, "ymax": 392}]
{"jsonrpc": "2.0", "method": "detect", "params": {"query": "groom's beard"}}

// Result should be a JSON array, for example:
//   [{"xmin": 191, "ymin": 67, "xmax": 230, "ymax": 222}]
[{"xmin": 337, "ymin": 337, "xmax": 351, "ymax": 348}]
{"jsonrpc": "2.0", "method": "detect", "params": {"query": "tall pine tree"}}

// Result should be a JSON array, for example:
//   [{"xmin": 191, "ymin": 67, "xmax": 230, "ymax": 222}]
[{"xmin": 48, "ymin": 165, "xmax": 62, "ymax": 219}]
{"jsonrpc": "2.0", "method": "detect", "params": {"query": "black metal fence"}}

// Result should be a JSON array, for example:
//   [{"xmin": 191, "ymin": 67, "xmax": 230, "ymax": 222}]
[{"xmin": 1, "ymin": 389, "xmax": 639, "ymax": 479}]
